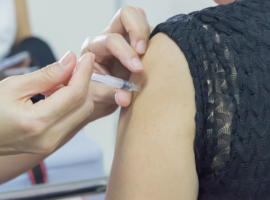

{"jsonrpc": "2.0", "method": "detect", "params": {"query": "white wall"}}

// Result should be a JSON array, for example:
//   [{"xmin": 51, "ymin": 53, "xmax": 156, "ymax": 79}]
[
  {"xmin": 27, "ymin": 0, "xmax": 116, "ymax": 59},
  {"xmin": 26, "ymin": 0, "xmax": 217, "ymax": 175},
  {"xmin": 120, "ymin": 0, "xmax": 216, "ymax": 26}
]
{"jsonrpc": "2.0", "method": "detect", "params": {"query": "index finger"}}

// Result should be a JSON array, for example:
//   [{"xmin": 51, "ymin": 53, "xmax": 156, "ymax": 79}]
[
  {"xmin": 107, "ymin": 6, "xmax": 151, "ymax": 55},
  {"xmin": 82, "ymin": 33, "xmax": 143, "ymax": 73},
  {"xmin": 35, "ymin": 53, "xmax": 95, "ymax": 122}
]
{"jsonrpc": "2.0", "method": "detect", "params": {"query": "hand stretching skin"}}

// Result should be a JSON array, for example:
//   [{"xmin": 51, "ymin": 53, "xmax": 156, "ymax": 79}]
[
  {"xmin": 81, "ymin": 6, "xmax": 153, "ymax": 122},
  {"xmin": 0, "ymin": 51, "xmax": 95, "ymax": 156},
  {"xmin": 0, "ymin": 6, "xmax": 152, "ymax": 183}
]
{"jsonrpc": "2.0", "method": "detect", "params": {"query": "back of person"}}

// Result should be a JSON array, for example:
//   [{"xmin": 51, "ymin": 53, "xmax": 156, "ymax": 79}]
[{"xmin": 151, "ymin": 0, "xmax": 270, "ymax": 199}]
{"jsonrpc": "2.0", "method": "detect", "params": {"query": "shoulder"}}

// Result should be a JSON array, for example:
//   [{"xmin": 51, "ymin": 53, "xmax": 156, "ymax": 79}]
[{"xmin": 127, "ymin": 32, "xmax": 196, "ymax": 129}]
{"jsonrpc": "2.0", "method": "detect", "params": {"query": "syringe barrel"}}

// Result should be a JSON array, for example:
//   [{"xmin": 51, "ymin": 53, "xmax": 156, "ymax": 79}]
[
  {"xmin": 91, "ymin": 73, "xmax": 125, "ymax": 89},
  {"xmin": 91, "ymin": 73, "xmax": 141, "ymax": 92}
]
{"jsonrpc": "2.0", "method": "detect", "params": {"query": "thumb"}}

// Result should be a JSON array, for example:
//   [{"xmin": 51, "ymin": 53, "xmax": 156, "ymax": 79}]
[
  {"xmin": 115, "ymin": 88, "xmax": 132, "ymax": 107},
  {"xmin": 17, "ymin": 51, "xmax": 77, "ymax": 96},
  {"xmin": 34, "ymin": 53, "xmax": 95, "ymax": 124}
]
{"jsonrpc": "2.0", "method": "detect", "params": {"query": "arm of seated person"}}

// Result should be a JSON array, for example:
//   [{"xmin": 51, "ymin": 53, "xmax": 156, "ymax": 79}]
[
  {"xmin": 14, "ymin": 0, "xmax": 31, "ymax": 45},
  {"xmin": 105, "ymin": 33, "xmax": 199, "ymax": 200}
]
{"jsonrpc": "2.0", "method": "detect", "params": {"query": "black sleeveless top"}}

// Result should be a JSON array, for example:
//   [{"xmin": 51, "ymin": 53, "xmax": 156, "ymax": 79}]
[{"xmin": 150, "ymin": 0, "xmax": 270, "ymax": 199}]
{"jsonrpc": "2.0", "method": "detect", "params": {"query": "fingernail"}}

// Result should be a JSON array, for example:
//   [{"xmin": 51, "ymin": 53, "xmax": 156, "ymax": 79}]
[
  {"xmin": 79, "ymin": 53, "xmax": 95, "ymax": 65},
  {"xmin": 59, "ymin": 51, "xmax": 71, "ymax": 67},
  {"xmin": 136, "ymin": 40, "xmax": 146, "ymax": 54},
  {"xmin": 131, "ymin": 58, "xmax": 143, "ymax": 70}
]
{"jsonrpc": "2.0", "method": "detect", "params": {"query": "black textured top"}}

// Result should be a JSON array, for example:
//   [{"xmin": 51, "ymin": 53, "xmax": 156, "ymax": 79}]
[{"xmin": 150, "ymin": 0, "xmax": 270, "ymax": 199}]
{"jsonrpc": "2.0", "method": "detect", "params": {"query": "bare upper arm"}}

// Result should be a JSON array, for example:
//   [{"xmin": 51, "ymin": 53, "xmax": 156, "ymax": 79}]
[
  {"xmin": 14, "ymin": 0, "xmax": 31, "ymax": 45},
  {"xmin": 105, "ymin": 33, "xmax": 198, "ymax": 200}
]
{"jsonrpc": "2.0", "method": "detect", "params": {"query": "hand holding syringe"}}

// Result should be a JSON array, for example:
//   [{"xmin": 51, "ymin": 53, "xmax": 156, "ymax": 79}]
[{"xmin": 0, "ymin": 66, "xmax": 141, "ymax": 92}]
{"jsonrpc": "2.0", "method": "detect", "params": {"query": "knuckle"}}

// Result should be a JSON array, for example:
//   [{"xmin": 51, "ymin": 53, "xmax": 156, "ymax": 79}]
[
  {"xmin": 40, "ymin": 64, "xmax": 59, "ymax": 82},
  {"xmin": 81, "ymin": 36, "xmax": 96, "ymax": 55},
  {"xmin": 106, "ymin": 33, "xmax": 122, "ymax": 45},
  {"xmin": 18, "ymin": 118, "xmax": 35, "ymax": 134},
  {"xmin": 85, "ymin": 35, "xmax": 95, "ymax": 43},
  {"xmin": 120, "ymin": 6, "xmax": 136, "ymax": 16},
  {"xmin": 19, "ymin": 119, "xmax": 46, "ymax": 137},
  {"xmin": 135, "ymin": 7, "xmax": 146, "ymax": 17},
  {"xmin": 70, "ymin": 88, "xmax": 87, "ymax": 105},
  {"xmin": 17, "ymin": 114, "xmax": 50, "ymax": 137},
  {"xmin": 14, "ymin": 110, "xmax": 56, "ymax": 154},
  {"xmin": 18, "ymin": 118, "xmax": 54, "ymax": 154}
]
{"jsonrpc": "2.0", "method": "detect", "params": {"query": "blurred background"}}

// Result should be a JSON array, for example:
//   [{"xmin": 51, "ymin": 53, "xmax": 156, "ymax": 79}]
[
  {"xmin": 26, "ymin": 0, "xmax": 216, "ymax": 175},
  {"xmin": 0, "ymin": 0, "xmax": 216, "ymax": 198}
]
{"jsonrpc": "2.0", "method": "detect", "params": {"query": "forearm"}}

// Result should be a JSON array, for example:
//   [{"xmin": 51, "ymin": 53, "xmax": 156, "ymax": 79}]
[
  {"xmin": 14, "ymin": 0, "xmax": 31, "ymax": 45},
  {"xmin": 0, "ymin": 153, "xmax": 47, "ymax": 184},
  {"xmin": 0, "ymin": 122, "xmax": 84, "ymax": 184}
]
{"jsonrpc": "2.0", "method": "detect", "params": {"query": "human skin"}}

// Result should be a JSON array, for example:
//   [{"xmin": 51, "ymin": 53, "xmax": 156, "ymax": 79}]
[
  {"xmin": 0, "ymin": 0, "xmax": 235, "ymax": 186},
  {"xmin": 0, "ymin": 51, "xmax": 95, "ymax": 156},
  {"xmin": 81, "ymin": 6, "xmax": 153, "ymax": 109},
  {"xmin": 106, "ymin": 33, "xmax": 198, "ymax": 200},
  {"xmin": 105, "ymin": 1, "xmax": 237, "ymax": 200},
  {"xmin": 14, "ymin": 0, "xmax": 31, "ymax": 45},
  {"xmin": 214, "ymin": 0, "xmax": 235, "ymax": 4},
  {"xmin": 0, "ymin": 6, "xmax": 152, "ymax": 184}
]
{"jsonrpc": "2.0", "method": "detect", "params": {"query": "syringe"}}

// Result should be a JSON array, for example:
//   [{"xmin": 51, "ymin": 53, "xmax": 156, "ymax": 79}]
[
  {"xmin": 0, "ymin": 65, "xmax": 141, "ymax": 92},
  {"xmin": 91, "ymin": 73, "xmax": 141, "ymax": 92}
]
